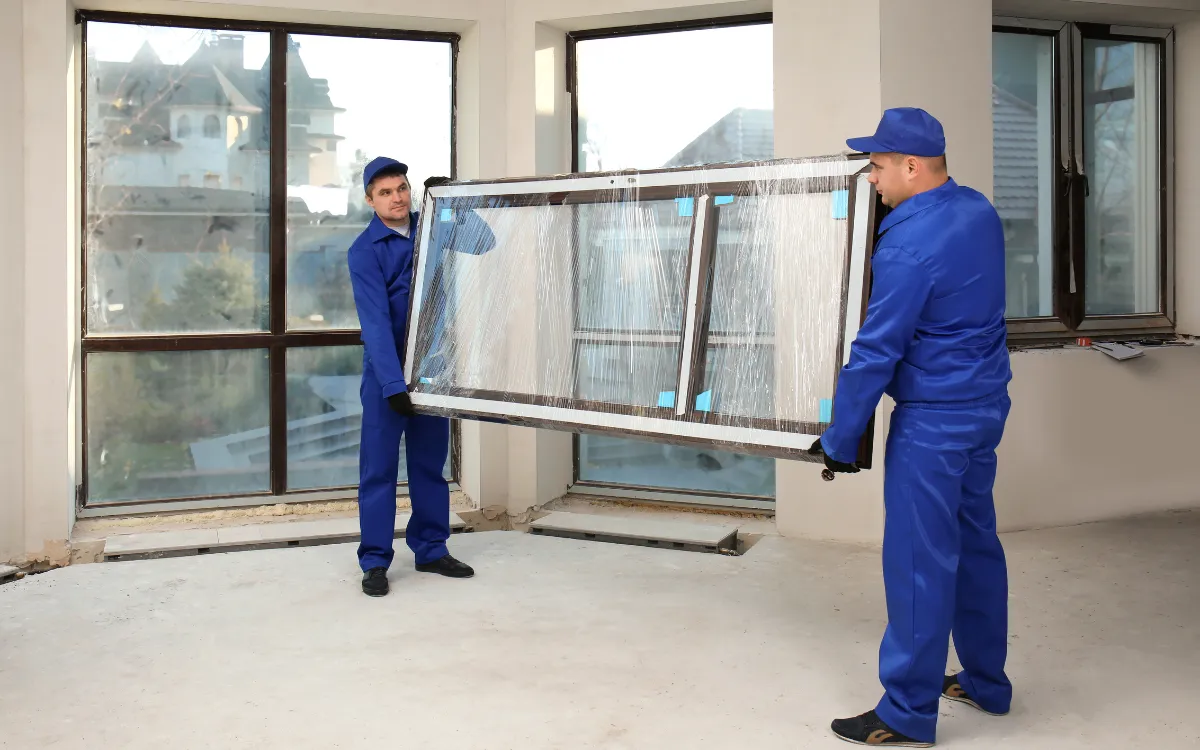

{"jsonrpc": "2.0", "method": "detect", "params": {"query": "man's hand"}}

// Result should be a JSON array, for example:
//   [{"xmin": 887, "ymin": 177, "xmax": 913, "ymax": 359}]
[
  {"xmin": 424, "ymin": 176, "xmax": 451, "ymax": 191},
  {"xmin": 808, "ymin": 437, "xmax": 860, "ymax": 474},
  {"xmin": 388, "ymin": 392, "xmax": 417, "ymax": 418}
]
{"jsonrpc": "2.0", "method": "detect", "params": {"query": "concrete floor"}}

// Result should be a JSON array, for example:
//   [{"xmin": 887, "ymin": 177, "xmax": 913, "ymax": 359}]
[{"xmin": 1, "ymin": 510, "xmax": 1197, "ymax": 749}]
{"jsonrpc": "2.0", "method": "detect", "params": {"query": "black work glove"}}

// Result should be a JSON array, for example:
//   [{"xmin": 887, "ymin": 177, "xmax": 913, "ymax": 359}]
[
  {"xmin": 424, "ymin": 176, "xmax": 451, "ymax": 191},
  {"xmin": 388, "ymin": 392, "xmax": 417, "ymax": 418},
  {"xmin": 808, "ymin": 437, "xmax": 859, "ymax": 474}
]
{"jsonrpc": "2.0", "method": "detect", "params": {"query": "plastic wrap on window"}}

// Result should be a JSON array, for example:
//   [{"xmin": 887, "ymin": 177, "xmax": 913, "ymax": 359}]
[{"xmin": 403, "ymin": 156, "xmax": 879, "ymax": 462}]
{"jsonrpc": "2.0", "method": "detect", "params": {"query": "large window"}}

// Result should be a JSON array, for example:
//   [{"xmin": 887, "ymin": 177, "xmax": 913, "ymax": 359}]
[
  {"xmin": 81, "ymin": 14, "xmax": 455, "ymax": 507},
  {"xmin": 405, "ymin": 160, "xmax": 877, "ymax": 482},
  {"xmin": 568, "ymin": 16, "xmax": 777, "ymax": 502},
  {"xmin": 993, "ymin": 20, "xmax": 1174, "ymax": 337}
]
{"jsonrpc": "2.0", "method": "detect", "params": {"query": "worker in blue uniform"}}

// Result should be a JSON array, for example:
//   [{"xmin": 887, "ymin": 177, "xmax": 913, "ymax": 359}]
[
  {"xmin": 349, "ymin": 156, "xmax": 495, "ymax": 598},
  {"xmin": 809, "ymin": 109, "xmax": 1013, "ymax": 747}
]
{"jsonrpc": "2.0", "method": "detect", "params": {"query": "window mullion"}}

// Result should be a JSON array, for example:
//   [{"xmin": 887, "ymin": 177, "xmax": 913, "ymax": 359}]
[
  {"xmin": 675, "ymin": 192, "xmax": 714, "ymax": 417},
  {"xmin": 268, "ymin": 28, "xmax": 288, "ymax": 495},
  {"xmin": 1062, "ymin": 23, "xmax": 1087, "ymax": 330}
]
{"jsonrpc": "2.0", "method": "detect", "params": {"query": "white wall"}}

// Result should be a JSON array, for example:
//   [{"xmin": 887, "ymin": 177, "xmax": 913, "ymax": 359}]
[
  {"xmin": 998, "ymin": 346, "xmax": 1200, "ymax": 531},
  {"xmin": 0, "ymin": 0, "xmax": 27, "ymax": 564}
]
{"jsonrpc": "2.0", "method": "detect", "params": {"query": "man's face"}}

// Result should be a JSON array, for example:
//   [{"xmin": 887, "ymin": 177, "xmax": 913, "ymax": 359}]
[
  {"xmin": 867, "ymin": 153, "xmax": 913, "ymax": 208},
  {"xmin": 366, "ymin": 175, "xmax": 412, "ymax": 224}
]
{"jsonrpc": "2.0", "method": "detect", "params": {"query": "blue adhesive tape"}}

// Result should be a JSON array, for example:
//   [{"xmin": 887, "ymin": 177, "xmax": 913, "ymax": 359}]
[
  {"xmin": 420, "ymin": 377, "xmax": 434, "ymax": 385},
  {"xmin": 676, "ymin": 197, "xmax": 694, "ymax": 217},
  {"xmin": 439, "ymin": 207, "xmax": 454, "ymax": 222},
  {"xmin": 695, "ymin": 390, "xmax": 713, "ymax": 413},
  {"xmin": 819, "ymin": 398, "xmax": 833, "ymax": 423},
  {"xmin": 831, "ymin": 190, "xmax": 849, "ymax": 220},
  {"xmin": 657, "ymin": 391, "xmax": 676, "ymax": 409},
  {"xmin": 714, "ymin": 195, "xmax": 734, "ymax": 206}
]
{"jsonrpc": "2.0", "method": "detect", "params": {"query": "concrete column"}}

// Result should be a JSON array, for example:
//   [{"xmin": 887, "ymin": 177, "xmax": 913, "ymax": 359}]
[
  {"xmin": 0, "ymin": 0, "xmax": 26, "ymax": 564},
  {"xmin": 1175, "ymin": 20, "xmax": 1200, "ymax": 335},
  {"xmin": 21, "ymin": 0, "xmax": 76, "ymax": 565},
  {"xmin": 771, "ymin": 0, "xmax": 993, "ymax": 543},
  {"xmin": 458, "ymin": 16, "xmax": 574, "ymax": 517},
  {"xmin": 449, "ymin": 6, "xmax": 518, "ymax": 513}
]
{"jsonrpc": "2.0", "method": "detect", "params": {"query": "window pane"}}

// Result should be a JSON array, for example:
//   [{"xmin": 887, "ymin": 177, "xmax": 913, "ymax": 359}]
[
  {"xmin": 287, "ymin": 346, "xmax": 363, "ymax": 490},
  {"xmin": 576, "ymin": 24, "xmax": 773, "ymax": 171},
  {"xmin": 992, "ymin": 32, "xmax": 1056, "ymax": 319},
  {"xmin": 573, "ymin": 23, "xmax": 776, "ymax": 498},
  {"xmin": 287, "ymin": 346, "xmax": 452, "ymax": 491},
  {"xmin": 86, "ymin": 350, "xmax": 270, "ymax": 503},
  {"xmin": 578, "ymin": 433, "xmax": 775, "ymax": 497},
  {"xmin": 576, "ymin": 200, "xmax": 692, "ymax": 333},
  {"xmin": 85, "ymin": 23, "xmax": 271, "ymax": 334},
  {"xmin": 286, "ymin": 35, "xmax": 453, "ymax": 330},
  {"xmin": 575, "ymin": 343, "xmax": 680, "ymax": 408},
  {"xmin": 1083, "ymin": 38, "xmax": 1161, "ymax": 315}
]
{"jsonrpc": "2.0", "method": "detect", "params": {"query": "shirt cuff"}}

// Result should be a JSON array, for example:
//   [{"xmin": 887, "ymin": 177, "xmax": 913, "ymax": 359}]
[
  {"xmin": 820, "ymin": 432, "xmax": 859, "ymax": 464},
  {"xmin": 381, "ymin": 380, "xmax": 408, "ymax": 398}
]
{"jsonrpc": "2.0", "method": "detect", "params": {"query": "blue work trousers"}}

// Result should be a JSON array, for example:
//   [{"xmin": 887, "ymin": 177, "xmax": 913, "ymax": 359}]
[
  {"xmin": 874, "ymin": 394, "xmax": 1012, "ymax": 743},
  {"xmin": 356, "ymin": 366, "xmax": 451, "ymax": 572}
]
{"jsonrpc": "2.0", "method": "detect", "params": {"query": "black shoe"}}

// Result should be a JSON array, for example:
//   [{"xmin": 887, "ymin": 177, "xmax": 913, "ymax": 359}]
[
  {"xmin": 830, "ymin": 710, "xmax": 932, "ymax": 747},
  {"xmin": 362, "ymin": 567, "xmax": 389, "ymax": 597},
  {"xmin": 415, "ymin": 554, "xmax": 474, "ymax": 578},
  {"xmin": 942, "ymin": 674, "xmax": 1008, "ymax": 716}
]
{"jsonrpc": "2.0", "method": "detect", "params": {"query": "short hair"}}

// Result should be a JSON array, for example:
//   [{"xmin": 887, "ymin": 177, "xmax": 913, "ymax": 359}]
[
  {"xmin": 891, "ymin": 153, "xmax": 948, "ymax": 173},
  {"xmin": 366, "ymin": 166, "xmax": 409, "ymax": 196}
]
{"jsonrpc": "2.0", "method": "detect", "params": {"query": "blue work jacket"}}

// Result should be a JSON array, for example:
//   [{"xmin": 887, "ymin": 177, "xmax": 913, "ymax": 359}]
[
  {"xmin": 348, "ymin": 207, "xmax": 495, "ymax": 398},
  {"xmin": 820, "ymin": 178, "xmax": 1012, "ymax": 463}
]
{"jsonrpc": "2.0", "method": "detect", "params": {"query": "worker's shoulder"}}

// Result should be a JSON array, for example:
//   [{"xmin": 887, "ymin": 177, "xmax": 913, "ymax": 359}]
[
  {"xmin": 347, "ymin": 225, "xmax": 378, "ymax": 255},
  {"xmin": 942, "ymin": 183, "xmax": 1001, "ymax": 218}
]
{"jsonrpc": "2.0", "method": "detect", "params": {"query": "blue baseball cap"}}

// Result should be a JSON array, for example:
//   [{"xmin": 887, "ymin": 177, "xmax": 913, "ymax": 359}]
[
  {"xmin": 846, "ymin": 107, "xmax": 946, "ymax": 157},
  {"xmin": 362, "ymin": 156, "xmax": 408, "ymax": 193}
]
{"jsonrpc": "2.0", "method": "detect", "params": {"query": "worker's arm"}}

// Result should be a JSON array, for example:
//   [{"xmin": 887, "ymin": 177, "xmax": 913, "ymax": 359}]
[
  {"xmin": 820, "ymin": 245, "xmax": 934, "ymax": 463},
  {"xmin": 348, "ymin": 243, "xmax": 408, "ymax": 397}
]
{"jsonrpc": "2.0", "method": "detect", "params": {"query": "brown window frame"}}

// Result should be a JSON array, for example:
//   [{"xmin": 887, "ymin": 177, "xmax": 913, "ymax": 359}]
[
  {"xmin": 995, "ymin": 18, "xmax": 1176, "ymax": 343},
  {"xmin": 77, "ymin": 10, "xmax": 461, "ymax": 510}
]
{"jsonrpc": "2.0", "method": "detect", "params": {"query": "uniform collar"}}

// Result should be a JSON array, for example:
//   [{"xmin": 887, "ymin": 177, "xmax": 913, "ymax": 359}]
[
  {"xmin": 366, "ymin": 212, "xmax": 418, "ymax": 243},
  {"xmin": 879, "ymin": 178, "xmax": 957, "ymax": 234}
]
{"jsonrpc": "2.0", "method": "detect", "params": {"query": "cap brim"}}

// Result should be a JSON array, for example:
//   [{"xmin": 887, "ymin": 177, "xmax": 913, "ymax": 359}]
[{"xmin": 846, "ymin": 136, "xmax": 888, "ymax": 155}]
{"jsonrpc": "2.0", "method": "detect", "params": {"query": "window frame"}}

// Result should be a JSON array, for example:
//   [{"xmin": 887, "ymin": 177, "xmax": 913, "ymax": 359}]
[
  {"xmin": 994, "ymin": 17, "xmax": 1175, "ymax": 341},
  {"xmin": 404, "ymin": 158, "xmax": 881, "ymax": 466},
  {"xmin": 77, "ymin": 10, "xmax": 461, "ymax": 511}
]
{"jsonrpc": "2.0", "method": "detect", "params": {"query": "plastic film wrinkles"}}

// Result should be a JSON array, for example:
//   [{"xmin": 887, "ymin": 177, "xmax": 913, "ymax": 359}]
[{"xmin": 407, "ymin": 155, "xmax": 866, "ymax": 459}]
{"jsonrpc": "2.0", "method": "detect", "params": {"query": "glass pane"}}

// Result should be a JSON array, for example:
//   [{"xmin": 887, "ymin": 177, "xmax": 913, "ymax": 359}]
[
  {"xmin": 287, "ymin": 346, "xmax": 452, "ymax": 491},
  {"xmin": 411, "ymin": 196, "xmax": 691, "ymax": 400},
  {"xmin": 84, "ymin": 23, "xmax": 271, "ymax": 334},
  {"xmin": 86, "ymin": 350, "xmax": 270, "ymax": 503},
  {"xmin": 576, "ymin": 200, "xmax": 692, "ymax": 333},
  {"xmin": 286, "ymin": 35, "xmax": 453, "ymax": 330},
  {"xmin": 1083, "ymin": 38, "xmax": 1161, "ymax": 315},
  {"xmin": 992, "ymin": 32, "xmax": 1056, "ymax": 319},
  {"xmin": 287, "ymin": 346, "xmax": 363, "ymax": 490},
  {"xmin": 575, "ymin": 343, "xmax": 679, "ymax": 408},
  {"xmin": 577, "ymin": 434, "xmax": 775, "ymax": 497},
  {"xmin": 573, "ymin": 22, "xmax": 776, "ymax": 498}
]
